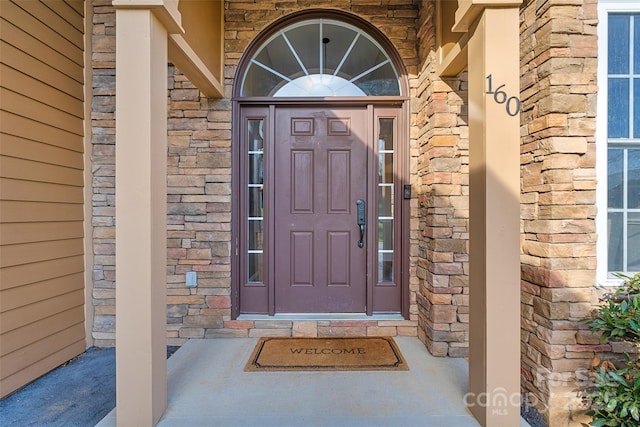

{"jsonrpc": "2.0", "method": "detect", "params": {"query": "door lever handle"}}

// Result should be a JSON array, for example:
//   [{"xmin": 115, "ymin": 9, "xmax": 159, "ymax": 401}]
[{"xmin": 356, "ymin": 199, "xmax": 366, "ymax": 248}]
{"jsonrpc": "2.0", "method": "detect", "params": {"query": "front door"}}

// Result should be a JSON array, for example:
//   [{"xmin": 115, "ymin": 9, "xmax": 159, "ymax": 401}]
[{"xmin": 274, "ymin": 107, "xmax": 368, "ymax": 313}]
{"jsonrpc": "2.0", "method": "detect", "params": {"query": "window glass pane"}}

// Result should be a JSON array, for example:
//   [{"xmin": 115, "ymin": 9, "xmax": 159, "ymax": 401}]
[
  {"xmin": 255, "ymin": 35, "xmax": 304, "ymax": 80},
  {"xmin": 242, "ymin": 64, "xmax": 287, "ymax": 97},
  {"xmin": 635, "ymin": 16, "xmax": 640, "ymax": 74},
  {"xmin": 378, "ymin": 252, "xmax": 394, "ymax": 283},
  {"xmin": 248, "ymin": 220, "xmax": 264, "ymax": 250},
  {"xmin": 629, "ymin": 149, "xmax": 640, "ymax": 209},
  {"xmin": 608, "ymin": 78, "xmax": 630, "ymax": 138},
  {"xmin": 378, "ymin": 118, "xmax": 394, "ymax": 184},
  {"xmin": 378, "ymin": 186, "xmax": 394, "ymax": 217},
  {"xmin": 609, "ymin": 15, "xmax": 630, "ymax": 74},
  {"xmin": 608, "ymin": 148, "xmax": 624, "ymax": 208},
  {"xmin": 378, "ymin": 220, "xmax": 394, "ymax": 251},
  {"xmin": 378, "ymin": 119, "xmax": 394, "ymax": 150},
  {"xmin": 323, "ymin": 24, "xmax": 358, "ymax": 75},
  {"xmin": 248, "ymin": 253, "xmax": 263, "ymax": 283},
  {"xmin": 337, "ymin": 36, "xmax": 385, "ymax": 81},
  {"xmin": 379, "ymin": 154, "xmax": 394, "ymax": 183},
  {"xmin": 248, "ymin": 119, "xmax": 264, "ymax": 190},
  {"xmin": 635, "ymin": 79, "xmax": 640, "ymax": 138},
  {"xmin": 249, "ymin": 154, "xmax": 263, "ymax": 185},
  {"xmin": 629, "ymin": 212, "xmax": 640, "ymax": 271},
  {"xmin": 608, "ymin": 212, "xmax": 624, "ymax": 272},
  {"xmin": 248, "ymin": 187, "xmax": 263, "ymax": 217},
  {"xmin": 353, "ymin": 62, "xmax": 400, "ymax": 96},
  {"xmin": 286, "ymin": 23, "xmax": 320, "ymax": 74},
  {"xmin": 248, "ymin": 120, "xmax": 263, "ymax": 151}
]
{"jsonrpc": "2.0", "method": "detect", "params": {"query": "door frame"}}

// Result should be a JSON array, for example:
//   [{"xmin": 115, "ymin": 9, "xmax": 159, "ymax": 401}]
[{"xmin": 231, "ymin": 99, "xmax": 410, "ymax": 318}]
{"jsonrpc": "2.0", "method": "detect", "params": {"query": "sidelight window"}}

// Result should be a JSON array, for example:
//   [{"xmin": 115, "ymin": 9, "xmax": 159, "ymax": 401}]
[
  {"xmin": 378, "ymin": 118, "xmax": 395, "ymax": 282},
  {"xmin": 247, "ymin": 119, "xmax": 264, "ymax": 283}
]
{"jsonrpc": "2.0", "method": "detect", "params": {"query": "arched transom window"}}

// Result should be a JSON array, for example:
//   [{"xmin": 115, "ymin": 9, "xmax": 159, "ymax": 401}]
[{"xmin": 240, "ymin": 18, "xmax": 401, "ymax": 97}]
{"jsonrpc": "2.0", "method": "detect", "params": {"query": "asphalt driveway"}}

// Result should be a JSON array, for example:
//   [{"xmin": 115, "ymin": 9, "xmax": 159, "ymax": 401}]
[{"xmin": 0, "ymin": 347, "xmax": 116, "ymax": 427}]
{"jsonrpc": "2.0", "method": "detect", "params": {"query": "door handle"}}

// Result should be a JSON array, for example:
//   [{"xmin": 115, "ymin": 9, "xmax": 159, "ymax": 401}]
[{"xmin": 356, "ymin": 199, "xmax": 365, "ymax": 248}]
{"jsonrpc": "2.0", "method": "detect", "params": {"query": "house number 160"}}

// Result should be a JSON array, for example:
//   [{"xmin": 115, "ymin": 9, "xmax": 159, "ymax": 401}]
[{"xmin": 486, "ymin": 74, "xmax": 521, "ymax": 117}]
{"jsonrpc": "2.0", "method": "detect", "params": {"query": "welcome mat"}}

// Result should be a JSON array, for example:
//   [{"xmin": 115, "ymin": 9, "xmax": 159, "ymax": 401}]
[{"xmin": 245, "ymin": 336, "xmax": 409, "ymax": 371}]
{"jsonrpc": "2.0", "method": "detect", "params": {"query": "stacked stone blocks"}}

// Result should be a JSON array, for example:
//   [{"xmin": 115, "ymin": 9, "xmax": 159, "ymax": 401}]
[
  {"xmin": 519, "ymin": 0, "xmax": 599, "ymax": 424},
  {"xmin": 414, "ymin": 0, "xmax": 470, "ymax": 358}
]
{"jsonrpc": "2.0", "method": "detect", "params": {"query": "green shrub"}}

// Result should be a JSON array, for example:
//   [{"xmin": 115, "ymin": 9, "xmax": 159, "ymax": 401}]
[
  {"xmin": 586, "ymin": 356, "xmax": 640, "ymax": 426},
  {"xmin": 584, "ymin": 298, "xmax": 640, "ymax": 344},
  {"xmin": 582, "ymin": 273, "xmax": 640, "ymax": 427}
]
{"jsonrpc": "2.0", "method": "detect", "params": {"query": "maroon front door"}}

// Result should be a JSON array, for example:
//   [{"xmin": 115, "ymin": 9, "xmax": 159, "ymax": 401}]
[{"xmin": 274, "ymin": 107, "xmax": 368, "ymax": 313}]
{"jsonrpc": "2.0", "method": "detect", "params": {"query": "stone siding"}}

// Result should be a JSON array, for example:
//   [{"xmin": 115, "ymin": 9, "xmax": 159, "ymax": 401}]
[
  {"xmin": 414, "ymin": 0, "xmax": 470, "ymax": 358},
  {"xmin": 519, "ymin": 0, "xmax": 599, "ymax": 425},
  {"xmin": 91, "ymin": 0, "xmax": 117, "ymax": 346}
]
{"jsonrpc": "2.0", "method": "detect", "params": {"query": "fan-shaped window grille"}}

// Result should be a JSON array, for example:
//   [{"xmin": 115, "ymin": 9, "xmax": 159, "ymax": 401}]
[{"xmin": 240, "ymin": 19, "xmax": 401, "ymax": 97}]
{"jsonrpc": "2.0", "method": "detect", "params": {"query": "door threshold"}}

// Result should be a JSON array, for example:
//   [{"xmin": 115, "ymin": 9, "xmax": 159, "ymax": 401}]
[{"xmin": 237, "ymin": 313, "xmax": 405, "ymax": 321}]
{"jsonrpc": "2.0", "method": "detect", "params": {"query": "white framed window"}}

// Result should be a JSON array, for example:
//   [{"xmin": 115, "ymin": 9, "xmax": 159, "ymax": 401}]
[{"xmin": 597, "ymin": 1, "xmax": 640, "ymax": 285}]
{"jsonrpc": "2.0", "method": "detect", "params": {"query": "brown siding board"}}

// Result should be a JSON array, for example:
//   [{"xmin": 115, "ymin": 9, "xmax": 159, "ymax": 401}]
[
  {"xmin": 1, "ymin": 64, "xmax": 84, "ymax": 115},
  {"xmin": 46, "ymin": 0, "xmax": 84, "ymax": 32},
  {"xmin": 0, "ymin": 201, "xmax": 83, "ymax": 223},
  {"xmin": 0, "ymin": 273, "xmax": 84, "ymax": 312},
  {"xmin": 0, "ymin": 306, "xmax": 85, "ymax": 357},
  {"xmin": 0, "ymin": 88, "xmax": 83, "ymax": 135},
  {"xmin": 0, "ymin": 336, "xmax": 85, "ymax": 398},
  {"xmin": 3, "ymin": 1, "xmax": 83, "ymax": 64},
  {"xmin": 0, "ymin": 238, "xmax": 84, "ymax": 268},
  {"xmin": 0, "ymin": 134, "xmax": 84, "ymax": 169},
  {"xmin": 0, "ymin": 156, "xmax": 83, "ymax": 186},
  {"xmin": 0, "ymin": 179, "xmax": 83, "ymax": 204},
  {"xmin": 0, "ymin": 18, "xmax": 83, "ymax": 82},
  {"xmin": 15, "ymin": 0, "xmax": 84, "ymax": 48},
  {"xmin": 0, "ymin": 41, "xmax": 84, "ymax": 100},
  {"xmin": 63, "ymin": 0, "xmax": 84, "ymax": 18},
  {"xmin": 0, "ymin": 256, "xmax": 84, "ymax": 291},
  {"xmin": 0, "ymin": 289, "xmax": 84, "ymax": 334},
  {"xmin": 0, "ymin": 221, "xmax": 84, "ymax": 245},
  {"xmin": 0, "ymin": 112, "xmax": 82, "ymax": 151}
]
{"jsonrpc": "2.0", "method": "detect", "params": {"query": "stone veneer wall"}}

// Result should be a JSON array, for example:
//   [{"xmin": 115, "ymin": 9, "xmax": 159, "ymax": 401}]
[
  {"xmin": 91, "ymin": 0, "xmax": 116, "ymax": 346},
  {"xmin": 519, "ymin": 0, "xmax": 599, "ymax": 425},
  {"xmin": 90, "ymin": 0, "xmax": 429, "ymax": 346},
  {"xmin": 414, "ymin": 0, "xmax": 470, "ymax": 358}
]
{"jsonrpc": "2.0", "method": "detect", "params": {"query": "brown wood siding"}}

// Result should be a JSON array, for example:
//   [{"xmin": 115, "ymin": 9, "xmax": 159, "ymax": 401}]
[{"xmin": 0, "ymin": 0, "xmax": 85, "ymax": 398}]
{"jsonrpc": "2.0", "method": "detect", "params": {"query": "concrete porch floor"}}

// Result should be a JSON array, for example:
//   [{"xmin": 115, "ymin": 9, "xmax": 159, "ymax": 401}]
[{"xmin": 97, "ymin": 337, "xmax": 531, "ymax": 426}]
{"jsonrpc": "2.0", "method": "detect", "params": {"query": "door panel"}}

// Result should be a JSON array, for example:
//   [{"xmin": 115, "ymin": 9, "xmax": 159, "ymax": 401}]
[
  {"xmin": 291, "ymin": 150, "xmax": 314, "ymax": 212},
  {"xmin": 327, "ymin": 231, "xmax": 350, "ymax": 286},
  {"xmin": 291, "ymin": 231, "xmax": 313, "ymax": 286},
  {"xmin": 274, "ymin": 108, "xmax": 368, "ymax": 313}
]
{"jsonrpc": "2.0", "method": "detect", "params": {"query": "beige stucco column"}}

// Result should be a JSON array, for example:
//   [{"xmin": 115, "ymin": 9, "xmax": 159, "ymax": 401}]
[
  {"xmin": 466, "ymin": 6, "xmax": 522, "ymax": 426},
  {"xmin": 113, "ymin": 1, "xmax": 181, "ymax": 424}
]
